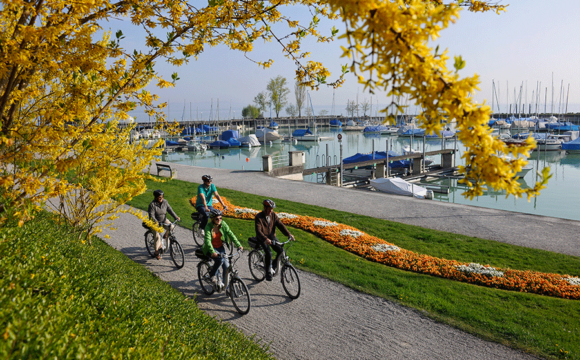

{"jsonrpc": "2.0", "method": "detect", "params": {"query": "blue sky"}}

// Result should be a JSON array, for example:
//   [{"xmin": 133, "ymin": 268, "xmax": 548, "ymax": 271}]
[{"xmin": 112, "ymin": 0, "xmax": 580, "ymax": 121}]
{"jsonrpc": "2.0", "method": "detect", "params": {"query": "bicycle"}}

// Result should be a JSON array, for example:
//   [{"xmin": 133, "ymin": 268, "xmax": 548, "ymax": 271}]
[
  {"xmin": 190, "ymin": 211, "xmax": 204, "ymax": 247},
  {"xmin": 196, "ymin": 248, "xmax": 251, "ymax": 315},
  {"xmin": 144, "ymin": 219, "xmax": 185, "ymax": 269},
  {"xmin": 247, "ymin": 237, "xmax": 301, "ymax": 299}
]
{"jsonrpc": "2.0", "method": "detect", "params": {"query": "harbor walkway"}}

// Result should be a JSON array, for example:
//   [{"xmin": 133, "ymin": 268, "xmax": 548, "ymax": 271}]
[
  {"xmin": 98, "ymin": 162, "xmax": 577, "ymax": 359},
  {"xmin": 162, "ymin": 162, "xmax": 580, "ymax": 257}
]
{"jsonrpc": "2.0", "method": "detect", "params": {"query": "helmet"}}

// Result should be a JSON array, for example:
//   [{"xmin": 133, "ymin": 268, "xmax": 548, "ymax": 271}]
[
  {"xmin": 263, "ymin": 199, "xmax": 276, "ymax": 209},
  {"xmin": 202, "ymin": 175, "xmax": 213, "ymax": 182},
  {"xmin": 153, "ymin": 189, "xmax": 164, "ymax": 198},
  {"xmin": 209, "ymin": 208, "xmax": 222, "ymax": 219}
]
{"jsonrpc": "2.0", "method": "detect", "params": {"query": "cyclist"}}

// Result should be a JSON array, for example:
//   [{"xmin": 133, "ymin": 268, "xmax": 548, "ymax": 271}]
[
  {"xmin": 195, "ymin": 175, "xmax": 227, "ymax": 236},
  {"xmin": 148, "ymin": 189, "xmax": 180, "ymax": 260},
  {"xmin": 255, "ymin": 199, "xmax": 295, "ymax": 281},
  {"xmin": 202, "ymin": 209, "xmax": 243, "ymax": 289}
]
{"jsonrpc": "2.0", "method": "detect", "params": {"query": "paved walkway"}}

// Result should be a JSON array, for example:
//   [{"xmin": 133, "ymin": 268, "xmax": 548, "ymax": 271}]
[
  {"xmin": 96, "ymin": 161, "xmax": 580, "ymax": 359},
  {"xmin": 163, "ymin": 162, "xmax": 580, "ymax": 257}
]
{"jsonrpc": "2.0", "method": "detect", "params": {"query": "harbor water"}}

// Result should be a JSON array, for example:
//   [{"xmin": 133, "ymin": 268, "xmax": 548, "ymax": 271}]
[{"xmin": 159, "ymin": 127, "xmax": 580, "ymax": 222}]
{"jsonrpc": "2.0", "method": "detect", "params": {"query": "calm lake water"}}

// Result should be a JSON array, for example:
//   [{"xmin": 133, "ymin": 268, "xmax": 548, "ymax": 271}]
[{"xmin": 159, "ymin": 126, "xmax": 580, "ymax": 221}]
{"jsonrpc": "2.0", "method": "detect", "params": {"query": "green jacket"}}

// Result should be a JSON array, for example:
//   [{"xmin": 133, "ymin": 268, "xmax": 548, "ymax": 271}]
[{"xmin": 202, "ymin": 221, "xmax": 241, "ymax": 256}]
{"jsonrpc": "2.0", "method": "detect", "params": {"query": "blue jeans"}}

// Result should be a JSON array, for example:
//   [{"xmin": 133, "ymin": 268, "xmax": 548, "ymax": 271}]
[
  {"xmin": 196, "ymin": 205, "xmax": 215, "ymax": 230},
  {"xmin": 209, "ymin": 246, "xmax": 229, "ymax": 283}
]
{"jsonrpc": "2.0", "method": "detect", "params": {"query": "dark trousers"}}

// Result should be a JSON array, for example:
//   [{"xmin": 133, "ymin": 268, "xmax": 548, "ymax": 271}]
[
  {"xmin": 196, "ymin": 205, "xmax": 215, "ymax": 230},
  {"xmin": 259, "ymin": 237, "xmax": 283, "ymax": 271},
  {"xmin": 209, "ymin": 246, "xmax": 228, "ymax": 283}
]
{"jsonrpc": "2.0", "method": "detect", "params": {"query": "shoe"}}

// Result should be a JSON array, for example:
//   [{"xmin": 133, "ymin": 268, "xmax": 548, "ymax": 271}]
[
  {"xmin": 200, "ymin": 229, "xmax": 205, "ymax": 236},
  {"xmin": 266, "ymin": 273, "xmax": 273, "ymax": 281},
  {"xmin": 218, "ymin": 280, "xmax": 225, "ymax": 291},
  {"xmin": 154, "ymin": 250, "xmax": 161, "ymax": 260},
  {"xmin": 270, "ymin": 267, "xmax": 276, "ymax": 275}
]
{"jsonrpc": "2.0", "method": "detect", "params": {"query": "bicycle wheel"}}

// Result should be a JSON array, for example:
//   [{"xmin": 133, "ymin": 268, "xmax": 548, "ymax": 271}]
[
  {"xmin": 281, "ymin": 264, "xmax": 301, "ymax": 299},
  {"xmin": 197, "ymin": 262, "xmax": 215, "ymax": 295},
  {"xmin": 145, "ymin": 231, "xmax": 156, "ymax": 257},
  {"xmin": 192, "ymin": 221, "xmax": 204, "ymax": 247},
  {"xmin": 229, "ymin": 278, "xmax": 251, "ymax": 315},
  {"xmin": 248, "ymin": 250, "xmax": 266, "ymax": 282},
  {"xmin": 170, "ymin": 238, "xmax": 185, "ymax": 269}
]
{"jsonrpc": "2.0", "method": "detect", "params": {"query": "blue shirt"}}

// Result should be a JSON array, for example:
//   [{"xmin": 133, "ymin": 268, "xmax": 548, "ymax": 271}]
[{"xmin": 196, "ymin": 183, "xmax": 217, "ymax": 207}]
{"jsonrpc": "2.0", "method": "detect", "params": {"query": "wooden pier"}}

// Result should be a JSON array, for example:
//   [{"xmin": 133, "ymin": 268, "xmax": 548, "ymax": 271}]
[{"xmin": 303, "ymin": 149, "xmax": 456, "ymax": 176}]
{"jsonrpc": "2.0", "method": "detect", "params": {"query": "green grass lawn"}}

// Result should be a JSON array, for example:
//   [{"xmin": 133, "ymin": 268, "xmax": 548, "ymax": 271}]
[
  {"xmin": 128, "ymin": 178, "xmax": 580, "ymax": 359},
  {"xmin": 0, "ymin": 213, "xmax": 272, "ymax": 359}
]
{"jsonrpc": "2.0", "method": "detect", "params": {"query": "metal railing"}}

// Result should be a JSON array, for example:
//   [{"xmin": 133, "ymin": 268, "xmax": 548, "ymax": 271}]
[{"xmin": 271, "ymin": 154, "xmax": 289, "ymax": 169}]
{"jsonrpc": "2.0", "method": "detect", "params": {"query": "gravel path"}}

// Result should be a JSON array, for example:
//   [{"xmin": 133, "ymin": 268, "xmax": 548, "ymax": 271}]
[{"xmin": 100, "ymin": 207, "xmax": 537, "ymax": 360}]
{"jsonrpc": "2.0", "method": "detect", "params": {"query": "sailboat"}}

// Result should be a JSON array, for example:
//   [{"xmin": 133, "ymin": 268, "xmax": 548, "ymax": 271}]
[{"xmin": 293, "ymin": 93, "xmax": 321, "ymax": 141}]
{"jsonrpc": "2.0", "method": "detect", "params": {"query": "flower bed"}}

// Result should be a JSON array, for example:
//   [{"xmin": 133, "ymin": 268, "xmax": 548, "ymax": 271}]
[{"xmin": 190, "ymin": 195, "xmax": 580, "ymax": 300}]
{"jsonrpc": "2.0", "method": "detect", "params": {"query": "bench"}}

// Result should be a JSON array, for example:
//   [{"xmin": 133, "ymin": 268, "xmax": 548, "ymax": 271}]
[{"xmin": 156, "ymin": 163, "xmax": 173, "ymax": 177}]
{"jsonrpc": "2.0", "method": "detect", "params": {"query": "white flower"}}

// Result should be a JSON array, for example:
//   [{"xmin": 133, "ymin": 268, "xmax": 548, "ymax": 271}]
[
  {"xmin": 454, "ymin": 263, "xmax": 504, "ymax": 278},
  {"xmin": 277, "ymin": 212, "xmax": 298, "ymax": 219},
  {"xmin": 235, "ymin": 207, "xmax": 259, "ymax": 214},
  {"xmin": 371, "ymin": 244, "xmax": 400, "ymax": 253},
  {"xmin": 563, "ymin": 277, "xmax": 580, "ymax": 286},
  {"xmin": 313, "ymin": 220, "xmax": 338, "ymax": 227},
  {"xmin": 340, "ymin": 229, "xmax": 364, "ymax": 238}
]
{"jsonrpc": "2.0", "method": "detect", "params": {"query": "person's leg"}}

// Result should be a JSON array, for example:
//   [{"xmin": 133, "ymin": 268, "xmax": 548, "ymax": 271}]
[
  {"xmin": 153, "ymin": 229, "xmax": 162, "ymax": 252},
  {"xmin": 217, "ymin": 247, "xmax": 229, "ymax": 284},
  {"xmin": 209, "ymin": 249, "xmax": 224, "ymax": 280},
  {"xmin": 259, "ymin": 241, "xmax": 273, "ymax": 280},
  {"xmin": 197, "ymin": 205, "xmax": 209, "ymax": 230},
  {"xmin": 271, "ymin": 237, "xmax": 284, "ymax": 271}
]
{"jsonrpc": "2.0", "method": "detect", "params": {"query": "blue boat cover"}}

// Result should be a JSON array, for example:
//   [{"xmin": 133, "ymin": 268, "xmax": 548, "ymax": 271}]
[
  {"xmin": 209, "ymin": 140, "xmax": 230, "ymax": 148},
  {"xmin": 227, "ymin": 138, "xmax": 241, "ymax": 147},
  {"xmin": 269, "ymin": 120, "xmax": 279, "ymax": 127},
  {"xmin": 165, "ymin": 140, "xmax": 180, "ymax": 146},
  {"xmin": 330, "ymin": 119, "xmax": 342, "ymax": 127},
  {"xmin": 399, "ymin": 128, "xmax": 425, "ymax": 136},
  {"xmin": 562, "ymin": 137, "xmax": 580, "ymax": 151},
  {"xmin": 426, "ymin": 130, "xmax": 455, "ymax": 138},
  {"xmin": 220, "ymin": 130, "xmax": 239, "ymax": 141},
  {"xmin": 292, "ymin": 128, "xmax": 313, "ymax": 137},
  {"xmin": 363, "ymin": 125, "xmax": 389, "ymax": 133},
  {"xmin": 512, "ymin": 132, "xmax": 546, "ymax": 140},
  {"xmin": 343, "ymin": 151, "xmax": 410, "ymax": 168}
]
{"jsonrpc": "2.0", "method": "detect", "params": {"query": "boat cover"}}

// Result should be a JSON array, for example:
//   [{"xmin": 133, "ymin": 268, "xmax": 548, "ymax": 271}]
[
  {"xmin": 292, "ymin": 128, "xmax": 313, "ymax": 137},
  {"xmin": 330, "ymin": 119, "xmax": 342, "ymax": 127},
  {"xmin": 562, "ymin": 137, "xmax": 580, "ymax": 151},
  {"xmin": 227, "ymin": 138, "xmax": 241, "ymax": 147},
  {"xmin": 269, "ymin": 120, "xmax": 279, "ymax": 127},
  {"xmin": 363, "ymin": 125, "xmax": 389, "ymax": 133},
  {"xmin": 238, "ymin": 134, "xmax": 261, "ymax": 147},
  {"xmin": 397, "ymin": 126, "xmax": 425, "ymax": 136},
  {"xmin": 209, "ymin": 140, "xmax": 230, "ymax": 148},
  {"xmin": 220, "ymin": 130, "xmax": 239, "ymax": 141},
  {"xmin": 425, "ymin": 130, "xmax": 456, "ymax": 138},
  {"xmin": 343, "ymin": 151, "xmax": 410, "ymax": 168},
  {"xmin": 369, "ymin": 177, "xmax": 428, "ymax": 199},
  {"xmin": 165, "ymin": 140, "xmax": 180, "ymax": 146}
]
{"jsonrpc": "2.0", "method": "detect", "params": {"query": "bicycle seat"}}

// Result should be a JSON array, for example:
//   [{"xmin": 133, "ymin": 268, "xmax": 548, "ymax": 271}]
[
  {"xmin": 191, "ymin": 212, "xmax": 202, "ymax": 220},
  {"xmin": 248, "ymin": 237, "xmax": 260, "ymax": 249},
  {"xmin": 195, "ymin": 248, "xmax": 210, "ymax": 260}
]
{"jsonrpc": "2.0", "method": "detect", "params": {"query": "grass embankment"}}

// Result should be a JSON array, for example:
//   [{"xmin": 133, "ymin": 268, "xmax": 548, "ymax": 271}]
[
  {"xmin": 0, "ymin": 213, "xmax": 272, "ymax": 359},
  {"xmin": 129, "ymin": 178, "xmax": 580, "ymax": 360}
]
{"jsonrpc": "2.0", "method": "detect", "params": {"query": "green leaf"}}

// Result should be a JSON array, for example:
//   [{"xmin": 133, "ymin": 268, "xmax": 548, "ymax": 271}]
[{"xmin": 454, "ymin": 55, "xmax": 465, "ymax": 71}]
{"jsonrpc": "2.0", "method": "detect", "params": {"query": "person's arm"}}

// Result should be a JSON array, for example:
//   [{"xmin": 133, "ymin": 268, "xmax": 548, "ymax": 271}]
[
  {"xmin": 222, "ymin": 222, "xmax": 242, "ymax": 249},
  {"xmin": 201, "ymin": 223, "xmax": 216, "ymax": 257},
  {"xmin": 197, "ymin": 185, "xmax": 209, "ymax": 211},
  {"xmin": 273, "ymin": 213, "xmax": 291, "ymax": 238},
  {"xmin": 214, "ymin": 191, "xmax": 227, "ymax": 211},
  {"xmin": 166, "ymin": 202, "xmax": 180, "ymax": 221},
  {"xmin": 255, "ymin": 214, "xmax": 269, "ymax": 243},
  {"xmin": 148, "ymin": 202, "xmax": 158, "ymax": 225}
]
